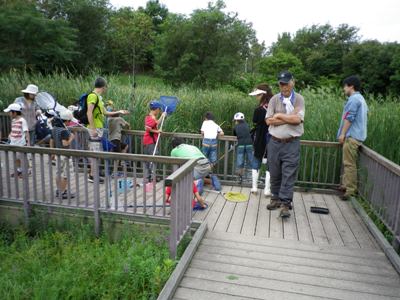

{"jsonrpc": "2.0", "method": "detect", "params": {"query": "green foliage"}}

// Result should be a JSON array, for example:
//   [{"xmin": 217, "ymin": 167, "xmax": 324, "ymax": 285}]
[
  {"xmin": 356, "ymin": 197, "xmax": 395, "ymax": 248},
  {"xmin": 269, "ymin": 23, "xmax": 400, "ymax": 95},
  {"xmin": 343, "ymin": 41, "xmax": 400, "ymax": 95},
  {"xmin": 138, "ymin": 0, "xmax": 169, "ymax": 34},
  {"xmin": 258, "ymin": 51, "xmax": 307, "ymax": 88},
  {"xmin": 0, "ymin": 0, "xmax": 78, "ymax": 72},
  {"xmin": 1, "ymin": 72, "xmax": 400, "ymax": 165},
  {"xmin": 39, "ymin": 0, "xmax": 111, "ymax": 72},
  {"xmin": 107, "ymin": 8, "xmax": 154, "ymax": 72},
  {"xmin": 154, "ymin": 1, "xmax": 256, "ymax": 86},
  {"xmin": 0, "ymin": 219, "xmax": 176, "ymax": 299}
]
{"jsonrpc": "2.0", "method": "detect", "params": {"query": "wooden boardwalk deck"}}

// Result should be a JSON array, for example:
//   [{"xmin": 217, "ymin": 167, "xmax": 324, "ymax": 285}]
[
  {"xmin": 174, "ymin": 188, "xmax": 400, "ymax": 299},
  {"xmin": 2, "ymin": 153, "xmax": 400, "ymax": 299}
]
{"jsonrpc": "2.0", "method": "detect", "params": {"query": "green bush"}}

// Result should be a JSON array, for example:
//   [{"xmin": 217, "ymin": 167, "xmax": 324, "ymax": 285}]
[{"xmin": 0, "ymin": 219, "xmax": 176, "ymax": 300}]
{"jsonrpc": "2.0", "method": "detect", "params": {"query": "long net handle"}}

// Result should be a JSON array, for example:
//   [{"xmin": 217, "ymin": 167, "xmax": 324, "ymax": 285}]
[{"xmin": 152, "ymin": 112, "xmax": 167, "ymax": 156}]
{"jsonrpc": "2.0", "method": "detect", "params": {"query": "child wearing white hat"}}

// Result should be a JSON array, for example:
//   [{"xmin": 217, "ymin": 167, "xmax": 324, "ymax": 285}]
[
  {"xmin": 233, "ymin": 112, "xmax": 254, "ymax": 183},
  {"xmin": 3, "ymin": 103, "xmax": 30, "ymax": 178}
]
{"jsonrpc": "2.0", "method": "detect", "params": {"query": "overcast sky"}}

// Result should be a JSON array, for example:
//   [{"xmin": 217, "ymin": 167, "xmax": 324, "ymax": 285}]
[{"xmin": 110, "ymin": 0, "xmax": 400, "ymax": 47}]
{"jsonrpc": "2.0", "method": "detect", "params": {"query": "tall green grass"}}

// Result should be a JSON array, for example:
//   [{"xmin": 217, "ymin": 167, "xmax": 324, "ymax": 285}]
[
  {"xmin": 0, "ymin": 219, "xmax": 176, "ymax": 299},
  {"xmin": 0, "ymin": 70, "xmax": 399, "ymax": 164}
]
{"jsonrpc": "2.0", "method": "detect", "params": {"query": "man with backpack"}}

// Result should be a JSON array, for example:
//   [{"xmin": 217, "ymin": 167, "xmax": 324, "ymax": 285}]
[{"xmin": 81, "ymin": 77, "xmax": 129, "ymax": 183}]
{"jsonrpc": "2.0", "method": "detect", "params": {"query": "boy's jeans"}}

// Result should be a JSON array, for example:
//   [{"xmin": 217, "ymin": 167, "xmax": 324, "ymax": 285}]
[
  {"xmin": 236, "ymin": 144, "xmax": 254, "ymax": 172},
  {"xmin": 202, "ymin": 138, "xmax": 218, "ymax": 165}
]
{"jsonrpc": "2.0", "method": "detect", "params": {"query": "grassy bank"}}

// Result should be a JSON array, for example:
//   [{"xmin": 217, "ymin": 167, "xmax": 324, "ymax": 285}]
[
  {"xmin": 0, "ymin": 71, "xmax": 399, "ymax": 164},
  {"xmin": 0, "ymin": 219, "xmax": 178, "ymax": 300}
]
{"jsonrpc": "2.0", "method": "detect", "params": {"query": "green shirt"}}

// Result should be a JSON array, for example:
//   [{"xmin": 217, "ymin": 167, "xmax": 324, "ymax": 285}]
[
  {"xmin": 170, "ymin": 144, "xmax": 206, "ymax": 159},
  {"xmin": 87, "ymin": 92, "xmax": 105, "ymax": 128}
]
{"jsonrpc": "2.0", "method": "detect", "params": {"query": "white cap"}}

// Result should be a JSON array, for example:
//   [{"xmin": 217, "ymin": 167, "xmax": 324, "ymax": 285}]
[
  {"xmin": 59, "ymin": 109, "xmax": 74, "ymax": 121},
  {"xmin": 21, "ymin": 84, "xmax": 39, "ymax": 95},
  {"xmin": 4, "ymin": 103, "xmax": 22, "ymax": 112},
  {"xmin": 233, "ymin": 112, "xmax": 245, "ymax": 121},
  {"xmin": 248, "ymin": 89, "xmax": 267, "ymax": 96}
]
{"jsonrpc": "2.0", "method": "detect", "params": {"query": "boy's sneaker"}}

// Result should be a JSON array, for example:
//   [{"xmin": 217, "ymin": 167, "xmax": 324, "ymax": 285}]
[
  {"xmin": 11, "ymin": 170, "xmax": 31, "ymax": 178},
  {"xmin": 11, "ymin": 171, "xmax": 22, "ymax": 178},
  {"xmin": 88, "ymin": 175, "xmax": 105, "ymax": 184},
  {"xmin": 56, "ymin": 190, "xmax": 76, "ymax": 199}
]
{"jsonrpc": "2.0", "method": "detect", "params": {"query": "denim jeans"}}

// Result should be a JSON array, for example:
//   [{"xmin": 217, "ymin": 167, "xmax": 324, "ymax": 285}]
[
  {"xmin": 202, "ymin": 138, "xmax": 218, "ymax": 164},
  {"xmin": 236, "ymin": 144, "xmax": 254, "ymax": 171}
]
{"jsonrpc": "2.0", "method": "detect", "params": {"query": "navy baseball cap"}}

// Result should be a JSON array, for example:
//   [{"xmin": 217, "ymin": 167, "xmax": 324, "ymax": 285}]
[
  {"xmin": 149, "ymin": 100, "xmax": 164, "ymax": 110},
  {"xmin": 278, "ymin": 71, "xmax": 293, "ymax": 83}
]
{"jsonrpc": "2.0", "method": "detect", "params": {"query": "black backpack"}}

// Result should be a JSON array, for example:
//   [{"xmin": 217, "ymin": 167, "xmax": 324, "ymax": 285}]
[
  {"xmin": 35, "ymin": 116, "xmax": 51, "ymax": 141},
  {"xmin": 73, "ymin": 93, "xmax": 99, "ymax": 125}
]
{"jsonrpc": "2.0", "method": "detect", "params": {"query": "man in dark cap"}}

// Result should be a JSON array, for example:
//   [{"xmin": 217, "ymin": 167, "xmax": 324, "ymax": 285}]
[{"xmin": 265, "ymin": 71, "xmax": 305, "ymax": 218}]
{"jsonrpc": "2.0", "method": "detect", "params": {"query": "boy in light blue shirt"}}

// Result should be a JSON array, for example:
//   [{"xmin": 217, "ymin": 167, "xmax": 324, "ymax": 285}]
[{"xmin": 337, "ymin": 75, "xmax": 368, "ymax": 200}]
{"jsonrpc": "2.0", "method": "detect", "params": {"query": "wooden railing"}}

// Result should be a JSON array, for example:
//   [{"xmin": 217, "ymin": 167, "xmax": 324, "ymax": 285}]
[
  {"xmin": 117, "ymin": 129, "xmax": 343, "ymax": 188},
  {"xmin": 4, "ymin": 113, "xmax": 400, "ymax": 251},
  {"xmin": 0, "ymin": 144, "xmax": 196, "ymax": 258},
  {"xmin": 358, "ymin": 145, "xmax": 400, "ymax": 251}
]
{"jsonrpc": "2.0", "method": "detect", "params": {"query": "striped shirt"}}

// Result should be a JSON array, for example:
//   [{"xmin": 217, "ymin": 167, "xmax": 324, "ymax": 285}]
[
  {"xmin": 9, "ymin": 117, "xmax": 28, "ymax": 146},
  {"xmin": 14, "ymin": 97, "xmax": 40, "ymax": 131}
]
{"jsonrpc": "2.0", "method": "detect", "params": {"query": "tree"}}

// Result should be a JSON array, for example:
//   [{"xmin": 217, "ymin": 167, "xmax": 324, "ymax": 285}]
[
  {"xmin": 138, "ymin": 0, "xmax": 169, "ymax": 33},
  {"xmin": 154, "ymin": 0, "xmax": 255, "ymax": 86},
  {"xmin": 0, "ymin": 0, "xmax": 78, "ymax": 72},
  {"xmin": 38, "ymin": 0, "xmax": 111, "ymax": 72},
  {"xmin": 258, "ymin": 51, "xmax": 307, "ymax": 88},
  {"xmin": 270, "ymin": 24, "xmax": 359, "ymax": 85},
  {"xmin": 343, "ymin": 41, "xmax": 399, "ymax": 95},
  {"xmin": 106, "ymin": 8, "xmax": 154, "ymax": 73}
]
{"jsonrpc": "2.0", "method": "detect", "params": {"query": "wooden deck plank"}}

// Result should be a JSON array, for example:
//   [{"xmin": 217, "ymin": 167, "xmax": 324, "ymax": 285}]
[
  {"xmin": 192, "ymin": 251, "xmax": 400, "ymax": 287},
  {"xmin": 190, "ymin": 259, "xmax": 400, "ymax": 297},
  {"xmin": 312, "ymin": 193, "xmax": 345, "ymax": 246},
  {"xmin": 185, "ymin": 267, "xmax": 400, "ymax": 300},
  {"xmin": 199, "ymin": 238, "xmax": 392, "ymax": 268},
  {"xmin": 174, "ymin": 287, "xmax": 250, "ymax": 300},
  {"xmin": 282, "ymin": 199, "xmax": 299, "ymax": 241},
  {"xmin": 179, "ymin": 276, "xmax": 325, "ymax": 300},
  {"xmin": 302, "ymin": 193, "xmax": 329, "ymax": 244},
  {"xmin": 254, "ymin": 192, "xmax": 270, "ymax": 238},
  {"xmin": 322, "ymin": 194, "xmax": 360, "ymax": 248},
  {"xmin": 227, "ymin": 186, "xmax": 248, "ymax": 234},
  {"xmin": 332, "ymin": 194, "xmax": 378, "ymax": 249},
  {"xmin": 213, "ymin": 187, "xmax": 235, "ymax": 232},
  {"xmin": 205, "ymin": 231, "xmax": 387, "ymax": 260},
  {"xmin": 196, "ymin": 244, "xmax": 398, "ymax": 277},
  {"xmin": 292, "ymin": 192, "xmax": 313, "ymax": 243},
  {"xmin": 241, "ymin": 187, "xmax": 259, "ymax": 236},
  {"xmin": 204, "ymin": 186, "xmax": 232, "ymax": 230}
]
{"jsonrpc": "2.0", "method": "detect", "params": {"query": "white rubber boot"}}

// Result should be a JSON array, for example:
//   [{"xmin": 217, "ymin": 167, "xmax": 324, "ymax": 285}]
[
  {"xmin": 264, "ymin": 171, "xmax": 271, "ymax": 197},
  {"xmin": 251, "ymin": 169, "xmax": 259, "ymax": 194}
]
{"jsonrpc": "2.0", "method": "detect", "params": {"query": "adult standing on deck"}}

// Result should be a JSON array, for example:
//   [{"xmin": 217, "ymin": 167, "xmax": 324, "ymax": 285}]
[
  {"xmin": 86, "ymin": 77, "xmax": 129, "ymax": 183},
  {"xmin": 14, "ymin": 84, "xmax": 41, "ymax": 145},
  {"xmin": 265, "ymin": 71, "xmax": 305, "ymax": 218},
  {"xmin": 337, "ymin": 75, "xmax": 368, "ymax": 201},
  {"xmin": 248, "ymin": 84, "xmax": 273, "ymax": 196}
]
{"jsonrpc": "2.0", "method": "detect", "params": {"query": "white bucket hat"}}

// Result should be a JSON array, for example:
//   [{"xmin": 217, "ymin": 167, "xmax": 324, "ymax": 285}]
[
  {"xmin": 233, "ymin": 112, "xmax": 245, "ymax": 121},
  {"xmin": 21, "ymin": 84, "xmax": 39, "ymax": 95},
  {"xmin": 248, "ymin": 89, "xmax": 267, "ymax": 96},
  {"xmin": 4, "ymin": 103, "xmax": 22, "ymax": 112},
  {"xmin": 59, "ymin": 109, "xmax": 74, "ymax": 121}
]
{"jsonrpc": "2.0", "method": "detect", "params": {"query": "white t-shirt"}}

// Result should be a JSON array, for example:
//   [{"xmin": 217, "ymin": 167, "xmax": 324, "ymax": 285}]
[
  {"xmin": 201, "ymin": 120, "xmax": 222, "ymax": 139},
  {"xmin": 9, "ymin": 117, "xmax": 28, "ymax": 146}
]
